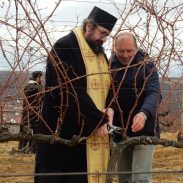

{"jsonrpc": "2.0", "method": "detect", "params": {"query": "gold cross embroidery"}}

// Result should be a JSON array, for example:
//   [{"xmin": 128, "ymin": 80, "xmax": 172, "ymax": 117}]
[
  {"xmin": 104, "ymin": 80, "xmax": 109, "ymax": 89},
  {"xmin": 98, "ymin": 55, "xmax": 105, "ymax": 64},
  {"xmin": 90, "ymin": 137, "xmax": 100, "ymax": 151},
  {"xmin": 90, "ymin": 78, "xmax": 100, "ymax": 90},
  {"xmin": 91, "ymin": 171, "xmax": 100, "ymax": 182},
  {"xmin": 101, "ymin": 136, "xmax": 109, "ymax": 149},
  {"xmin": 86, "ymin": 51, "xmax": 95, "ymax": 62}
]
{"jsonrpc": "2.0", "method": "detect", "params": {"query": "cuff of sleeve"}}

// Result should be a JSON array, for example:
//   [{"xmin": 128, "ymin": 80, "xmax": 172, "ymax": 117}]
[
  {"xmin": 139, "ymin": 111, "xmax": 147, "ymax": 121},
  {"xmin": 139, "ymin": 109, "xmax": 150, "ymax": 121}
]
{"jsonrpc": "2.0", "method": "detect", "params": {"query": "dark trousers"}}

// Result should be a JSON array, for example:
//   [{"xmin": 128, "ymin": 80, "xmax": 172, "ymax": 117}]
[
  {"xmin": 18, "ymin": 123, "xmax": 39, "ymax": 153},
  {"xmin": 34, "ymin": 162, "xmax": 88, "ymax": 183}
]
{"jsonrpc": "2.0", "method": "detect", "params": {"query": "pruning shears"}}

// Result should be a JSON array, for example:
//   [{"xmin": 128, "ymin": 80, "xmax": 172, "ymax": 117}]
[{"xmin": 107, "ymin": 123, "xmax": 122, "ymax": 134}]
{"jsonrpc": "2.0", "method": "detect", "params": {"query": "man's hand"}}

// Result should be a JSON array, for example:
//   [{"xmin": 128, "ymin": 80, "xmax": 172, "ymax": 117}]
[{"xmin": 131, "ymin": 112, "xmax": 147, "ymax": 132}]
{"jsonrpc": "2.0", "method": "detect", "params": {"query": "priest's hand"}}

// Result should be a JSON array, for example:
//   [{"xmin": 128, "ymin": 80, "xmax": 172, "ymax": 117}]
[
  {"xmin": 103, "ymin": 107, "xmax": 114, "ymax": 125},
  {"xmin": 95, "ymin": 108, "xmax": 114, "ymax": 137},
  {"xmin": 95, "ymin": 123, "xmax": 108, "ymax": 137}
]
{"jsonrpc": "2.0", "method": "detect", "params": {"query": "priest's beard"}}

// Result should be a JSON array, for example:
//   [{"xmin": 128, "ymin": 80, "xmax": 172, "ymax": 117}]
[{"xmin": 86, "ymin": 40, "xmax": 104, "ymax": 55}]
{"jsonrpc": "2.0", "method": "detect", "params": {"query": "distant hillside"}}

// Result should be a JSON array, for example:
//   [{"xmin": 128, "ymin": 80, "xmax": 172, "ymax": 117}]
[
  {"xmin": 0, "ymin": 71, "xmax": 182, "ymax": 128},
  {"xmin": 0, "ymin": 71, "xmax": 31, "ymax": 101}
]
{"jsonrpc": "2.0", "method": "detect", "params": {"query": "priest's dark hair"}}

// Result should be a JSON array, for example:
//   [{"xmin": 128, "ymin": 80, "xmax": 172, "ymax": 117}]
[{"xmin": 82, "ymin": 19, "xmax": 96, "ymax": 33}]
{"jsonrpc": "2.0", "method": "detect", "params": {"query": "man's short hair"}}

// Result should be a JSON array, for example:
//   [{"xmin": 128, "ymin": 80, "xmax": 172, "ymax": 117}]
[
  {"xmin": 32, "ymin": 71, "xmax": 42, "ymax": 79},
  {"xmin": 115, "ymin": 32, "xmax": 138, "ymax": 48}
]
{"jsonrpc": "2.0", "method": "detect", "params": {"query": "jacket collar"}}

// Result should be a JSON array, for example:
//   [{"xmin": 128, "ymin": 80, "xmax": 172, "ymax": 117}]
[{"xmin": 28, "ymin": 80, "xmax": 38, "ymax": 84}]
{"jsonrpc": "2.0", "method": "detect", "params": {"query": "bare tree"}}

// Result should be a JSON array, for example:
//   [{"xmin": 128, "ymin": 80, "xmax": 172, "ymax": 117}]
[{"xmin": 0, "ymin": 0, "xmax": 183, "ymax": 158}]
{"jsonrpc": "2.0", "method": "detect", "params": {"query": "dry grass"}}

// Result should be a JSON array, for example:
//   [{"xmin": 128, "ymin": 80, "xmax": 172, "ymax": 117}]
[
  {"xmin": 0, "ymin": 133, "xmax": 183, "ymax": 183},
  {"xmin": 0, "ymin": 141, "xmax": 34, "ymax": 183},
  {"xmin": 152, "ymin": 133, "xmax": 183, "ymax": 183}
]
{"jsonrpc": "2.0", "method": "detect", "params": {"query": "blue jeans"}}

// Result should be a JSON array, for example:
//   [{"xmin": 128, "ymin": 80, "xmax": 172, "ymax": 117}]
[{"xmin": 116, "ymin": 144, "xmax": 155, "ymax": 183}]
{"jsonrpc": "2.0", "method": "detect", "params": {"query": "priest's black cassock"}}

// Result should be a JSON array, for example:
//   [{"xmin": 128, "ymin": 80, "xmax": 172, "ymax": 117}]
[
  {"xmin": 35, "ymin": 31, "xmax": 109, "ymax": 183},
  {"xmin": 35, "ymin": 5, "xmax": 117, "ymax": 183}
]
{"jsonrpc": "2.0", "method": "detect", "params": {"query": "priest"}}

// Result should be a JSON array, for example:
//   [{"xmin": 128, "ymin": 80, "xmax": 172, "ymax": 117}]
[{"xmin": 35, "ymin": 6, "xmax": 117, "ymax": 183}]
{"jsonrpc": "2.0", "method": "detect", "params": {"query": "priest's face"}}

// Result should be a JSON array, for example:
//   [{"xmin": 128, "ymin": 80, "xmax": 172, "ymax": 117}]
[{"xmin": 85, "ymin": 23, "xmax": 110, "ymax": 55}]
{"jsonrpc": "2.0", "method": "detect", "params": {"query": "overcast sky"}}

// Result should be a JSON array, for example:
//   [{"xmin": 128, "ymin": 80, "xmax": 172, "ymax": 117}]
[
  {"xmin": 0, "ymin": 0, "xmax": 182, "ymax": 77},
  {"xmin": 0, "ymin": 0, "xmax": 121, "ymax": 70}
]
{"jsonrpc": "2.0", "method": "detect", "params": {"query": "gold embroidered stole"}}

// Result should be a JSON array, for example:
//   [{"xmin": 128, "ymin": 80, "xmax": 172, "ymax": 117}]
[{"xmin": 73, "ymin": 27, "xmax": 110, "ymax": 183}]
